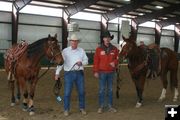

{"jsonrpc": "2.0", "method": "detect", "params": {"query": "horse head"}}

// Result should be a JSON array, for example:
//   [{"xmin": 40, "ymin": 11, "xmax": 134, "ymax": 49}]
[
  {"xmin": 119, "ymin": 35, "xmax": 137, "ymax": 59},
  {"xmin": 45, "ymin": 34, "xmax": 64, "ymax": 65}
]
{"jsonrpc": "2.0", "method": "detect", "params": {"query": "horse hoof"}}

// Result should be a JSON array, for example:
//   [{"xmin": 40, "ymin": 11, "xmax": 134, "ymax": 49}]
[
  {"xmin": 135, "ymin": 102, "xmax": 142, "ymax": 108},
  {"xmin": 10, "ymin": 102, "xmax": 15, "ymax": 106},
  {"xmin": 15, "ymin": 98, "xmax": 20, "ymax": 103},
  {"xmin": 22, "ymin": 103, "xmax": 28, "ymax": 111},
  {"xmin": 29, "ymin": 111, "xmax": 35, "ymax": 116},
  {"xmin": 173, "ymin": 98, "xmax": 178, "ymax": 102}
]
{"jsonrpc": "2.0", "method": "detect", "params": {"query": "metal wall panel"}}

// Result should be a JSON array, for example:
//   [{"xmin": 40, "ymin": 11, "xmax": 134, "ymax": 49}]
[
  {"xmin": 72, "ymin": 29, "xmax": 100, "ymax": 51},
  {"xmin": 138, "ymin": 27, "xmax": 155, "ymax": 34},
  {"xmin": 19, "ymin": 14, "xmax": 62, "ymax": 26},
  {"xmin": 70, "ymin": 19, "xmax": 100, "ymax": 29},
  {"xmin": 161, "ymin": 29, "xmax": 174, "ymax": 36},
  {"xmin": 0, "ymin": 12, "xmax": 11, "ymax": 22},
  {"xmin": 0, "ymin": 24, "xmax": 11, "ymax": 51},
  {"xmin": 108, "ymin": 23, "xmax": 118, "ymax": 31},
  {"xmin": 160, "ymin": 36, "xmax": 174, "ymax": 50},
  {"xmin": 18, "ymin": 25, "xmax": 62, "ymax": 44},
  {"xmin": 137, "ymin": 34, "xmax": 155, "ymax": 45}
]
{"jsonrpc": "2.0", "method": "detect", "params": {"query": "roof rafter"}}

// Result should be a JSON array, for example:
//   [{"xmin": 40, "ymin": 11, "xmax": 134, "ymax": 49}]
[
  {"xmin": 64, "ymin": 0, "xmax": 99, "ymax": 17},
  {"xmin": 158, "ymin": 16, "xmax": 180, "ymax": 27},
  {"xmin": 135, "ymin": 4, "xmax": 180, "ymax": 24},
  {"xmin": 102, "ymin": 0, "xmax": 155, "ymax": 21},
  {"xmin": 13, "ymin": 0, "xmax": 32, "ymax": 11}
]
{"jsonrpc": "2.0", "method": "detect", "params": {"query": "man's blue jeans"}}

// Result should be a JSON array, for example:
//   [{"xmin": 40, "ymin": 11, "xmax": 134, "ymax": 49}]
[
  {"xmin": 64, "ymin": 70, "xmax": 85, "ymax": 111},
  {"xmin": 99, "ymin": 72, "xmax": 114, "ymax": 108}
]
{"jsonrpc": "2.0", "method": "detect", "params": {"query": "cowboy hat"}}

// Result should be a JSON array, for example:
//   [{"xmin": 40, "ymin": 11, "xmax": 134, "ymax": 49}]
[
  {"xmin": 67, "ymin": 33, "xmax": 81, "ymax": 41},
  {"xmin": 101, "ymin": 31, "xmax": 114, "ymax": 40}
]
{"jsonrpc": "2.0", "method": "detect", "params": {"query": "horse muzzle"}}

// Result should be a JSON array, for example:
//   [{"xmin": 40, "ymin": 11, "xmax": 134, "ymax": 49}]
[{"xmin": 58, "ymin": 61, "xmax": 64, "ymax": 66}]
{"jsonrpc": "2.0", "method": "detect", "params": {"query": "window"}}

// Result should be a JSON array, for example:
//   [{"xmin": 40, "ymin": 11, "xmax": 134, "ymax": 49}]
[
  {"xmin": 139, "ymin": 21, "xmax": 155, "ymax": 28},
  {"xmin": 0, "ymin": 1, "xmax": 12, "ymax": 12},
  {"xmin": 20, "ymin": 5, "xmax": 62, "ymax": 17},
  {"xmin": 109, "ymin": 17, "xmax": 131, "ymax": 25},
  {"xmin": 70, "ymin": 12, "xmax": 101, "ymax": 21},
  {"xmin": 162, "ymin": 25, "xmax": 174, "ymax": 30}
]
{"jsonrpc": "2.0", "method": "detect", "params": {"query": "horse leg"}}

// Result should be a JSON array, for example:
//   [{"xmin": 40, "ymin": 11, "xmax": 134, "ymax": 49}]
[
  {"xmin": 134, "ymin": 77, "xmax": 145, "ymax": 108},
  {"xmin": 16, "ymin": 80, "xmax": 21, "ymax": 103},
  {"xmin": 170, "ymin": 71, "xmax": 179, "ymax": 102},
  {"xmin": 28, "ymin": 80, "xmax": 37, "ymax": 115},
  {"xmin": 9, "ymin": 80, "xmax": 16, "ymax": 106},
  {"xmin": 18, "ymin": 78, "xmax": 29, "ymax": 111},
  {"xmin": 135, "ymin": 87, "xmax": 143, "ymax": 108},
  {"xmin": 158, "ymin": 71, "xmax": 168, "ymax": 102}
]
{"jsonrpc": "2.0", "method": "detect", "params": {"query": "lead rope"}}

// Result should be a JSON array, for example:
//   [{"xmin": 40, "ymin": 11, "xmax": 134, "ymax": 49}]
[{"xmin": 53, "ymin": 62, "xmax": 80, "ymax": 103}]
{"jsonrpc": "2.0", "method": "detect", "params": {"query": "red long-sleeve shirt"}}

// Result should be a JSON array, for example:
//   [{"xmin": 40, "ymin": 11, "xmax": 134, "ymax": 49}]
[{"xmin": 93, "ymin": 45, "xmax": 119, "ymax": 73}]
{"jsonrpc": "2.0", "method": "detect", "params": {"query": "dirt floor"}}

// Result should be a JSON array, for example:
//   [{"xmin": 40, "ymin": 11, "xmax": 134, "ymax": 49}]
[{"xmin": 0, "ymin": 65, "xmax": 180, "ymax": 120}]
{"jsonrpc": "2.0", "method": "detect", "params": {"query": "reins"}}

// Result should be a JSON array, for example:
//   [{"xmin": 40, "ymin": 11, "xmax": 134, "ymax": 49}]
[
  {"xmin": 53, "ymin": 62, "xmax": 80, "ymax": 101},
  {"xmin": 37, "ymin": 65, "xmax": 51, "ymax": 80}
]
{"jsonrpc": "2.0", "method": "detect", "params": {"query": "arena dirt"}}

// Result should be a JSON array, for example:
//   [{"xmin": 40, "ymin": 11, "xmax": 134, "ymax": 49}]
[{"xmin": 0, "ymin": 66, "xmax": 180, "ymax": 120}]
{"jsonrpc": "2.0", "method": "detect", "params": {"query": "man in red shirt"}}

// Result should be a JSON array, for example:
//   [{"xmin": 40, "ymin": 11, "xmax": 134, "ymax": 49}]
[{"xmin": 93, "ymin": 31, "xmax": 119, "ymax": 113}]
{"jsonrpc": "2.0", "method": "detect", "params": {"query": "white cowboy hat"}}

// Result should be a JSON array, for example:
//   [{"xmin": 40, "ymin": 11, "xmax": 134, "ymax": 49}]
[{"xmin": 68, "ymin": 33, "xmax": 81, "ymax": 41}]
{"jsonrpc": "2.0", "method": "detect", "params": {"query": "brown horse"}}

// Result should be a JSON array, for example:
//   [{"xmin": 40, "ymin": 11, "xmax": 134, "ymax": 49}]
[
  {"xmin": 119, "ymin": 35, "xmax": 179, "ymax": 108},
  {"xmin": 4, "ymin": 34, "xmax": 64, "ymax": 115}
]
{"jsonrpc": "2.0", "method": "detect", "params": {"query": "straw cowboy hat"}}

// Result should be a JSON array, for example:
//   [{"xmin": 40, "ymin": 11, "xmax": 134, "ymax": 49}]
[
  {"xmin": 68, "ymin": 33, "xmax": 81, "ymax": 41},
  {"xmin": 101, "ymin": 30, "xmax": 114, "ymax": 40}
]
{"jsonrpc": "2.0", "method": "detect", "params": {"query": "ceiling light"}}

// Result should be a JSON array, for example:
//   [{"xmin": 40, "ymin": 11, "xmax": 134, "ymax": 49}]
[
  {"xmin": 155, "ymin": 6, "xmax": 163, "ymax": 9},
  {"xmin": 152, "ymin": 19, "xmax": 160, "ymax": 22},
  {"xmin": 138, "ymin": 13, "xmax": 144, "ymax": 16},
  {"xmin": 162, "ymin": 17, "xmax": 168, "ymax": 20}
]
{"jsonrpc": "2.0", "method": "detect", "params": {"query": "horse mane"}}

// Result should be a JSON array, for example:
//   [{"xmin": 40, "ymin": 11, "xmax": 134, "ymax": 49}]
[{"xmin": 27, "ymin": 37, "xmax": 48, "ymax": 57}]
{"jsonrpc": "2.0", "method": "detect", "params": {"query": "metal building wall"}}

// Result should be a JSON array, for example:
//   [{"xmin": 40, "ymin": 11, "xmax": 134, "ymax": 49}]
[
  {"xmin": 0, "ymin": 12, "xmax": 11, "ymax": 52},
  {"xmin": 0, "ymin": 11, "xmax": 178, "ymax": 54},
  {"xmin": 70, "ymin": 19, "xmax": 100, "ymax": 52},
  {"xmin": 18, "ymin": 14, "xmax": 62, "ymax": 44}
]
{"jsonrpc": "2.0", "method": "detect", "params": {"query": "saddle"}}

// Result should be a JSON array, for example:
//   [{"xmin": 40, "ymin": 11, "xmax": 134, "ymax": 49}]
[{"xmin": 5, "ymin": 41, "xmax": 28, "ymax": 80}]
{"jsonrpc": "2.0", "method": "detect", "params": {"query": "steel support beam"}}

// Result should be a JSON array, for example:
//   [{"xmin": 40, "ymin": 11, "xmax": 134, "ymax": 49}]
[
  {"xmin": 64, "ymin": 0, "xmax": 98, "ymax": 17},
  {"xmin": 174, "ymin": 25, "xmax": 180, "ymax": 52},
  {"xmin": 155, "ymin": 23, "xmax": 162, "ymax": 45},
  {"xmin": 62, "ymin": 11, "xmax": 69, "ymax": 49},
  {"xmin": 12, "ymin": 4, "xmax": 19, "ymax": 45},
  {"xmin": 11, "ymin": 0, "xmax": 31, "ymax": 45}
]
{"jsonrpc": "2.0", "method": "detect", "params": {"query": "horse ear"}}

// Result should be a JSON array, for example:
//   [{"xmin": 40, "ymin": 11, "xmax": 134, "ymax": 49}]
[
  {"xmin": 48, "ymin": 34, "xmax": 51, "ymax": 38},
  {"xmin": 122, "ymin": 35, "xmax": 126, "ymax": 41},
  {"xmin": 54, "ymin": 33, "xmax": 57, "ymax": 38}
]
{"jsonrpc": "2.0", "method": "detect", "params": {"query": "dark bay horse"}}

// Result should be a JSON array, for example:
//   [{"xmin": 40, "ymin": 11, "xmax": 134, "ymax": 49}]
[
  {"xmin": 4, "ymin": 34, "xmax": 64, "ymax": 115},
  {"xmin": 119, "ymin": 35, "xmax": 178, "ymax": 108}
]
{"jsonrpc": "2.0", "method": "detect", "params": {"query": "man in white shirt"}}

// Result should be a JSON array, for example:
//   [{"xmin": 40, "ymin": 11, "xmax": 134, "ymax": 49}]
[{"xmin": 55, "ymin": 33, "xmax": 88, "ymax": 116}]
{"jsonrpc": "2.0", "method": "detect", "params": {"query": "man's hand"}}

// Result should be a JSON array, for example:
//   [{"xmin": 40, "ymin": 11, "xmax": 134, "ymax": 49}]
[
  {"xmin": 76, "ymin": 61, "xmax": 82, "ymax": 66},
  {"xmin": 94, "ymin": 72, "xmax": 99, "ymax": 78},
  {"xmin": 109, "ymin": 62, "xmax": 115, "ymax": 68},
  {"xmin": 55, "ymin": 75, "xmax": 59, "ymax": 80}
]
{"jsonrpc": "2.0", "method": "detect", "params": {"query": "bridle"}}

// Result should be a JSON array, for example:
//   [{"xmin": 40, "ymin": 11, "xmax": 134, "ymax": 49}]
[{"xmin": 48, "ymin": 43, "xmax": 62, "ymax": 63}]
